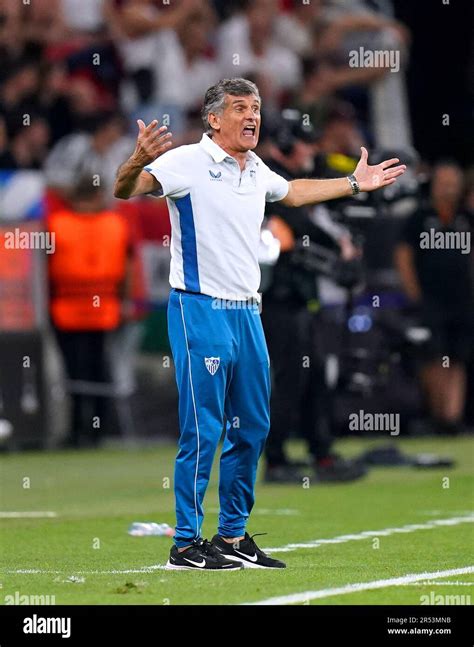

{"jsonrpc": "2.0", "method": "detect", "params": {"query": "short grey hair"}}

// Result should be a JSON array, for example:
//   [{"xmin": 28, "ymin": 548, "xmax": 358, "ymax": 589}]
[{"xmin": 201, "ymin": 78, "xmax": 261, "ymax": 135}]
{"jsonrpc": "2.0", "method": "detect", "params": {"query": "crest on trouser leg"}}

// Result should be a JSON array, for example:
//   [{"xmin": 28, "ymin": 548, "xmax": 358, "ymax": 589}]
[{"xmin": 204, "ymin": 357, "xmax": 220, "ymax": 375}]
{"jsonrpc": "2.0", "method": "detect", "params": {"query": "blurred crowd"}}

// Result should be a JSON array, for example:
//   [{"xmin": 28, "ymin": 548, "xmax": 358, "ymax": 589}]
[{"xmin": 0, "ymin": 0, "xmax": 411, "ymax": 187}]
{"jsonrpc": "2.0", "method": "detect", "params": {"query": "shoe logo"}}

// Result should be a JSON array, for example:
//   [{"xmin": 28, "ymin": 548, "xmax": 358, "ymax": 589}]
[
  {"xmin": 235, "ymin": 550, "xmax": 258, "ymax": 562},
  {"xmin": 205, "ymin": 357, "xmax": 220, "ymax": 375},
  {"xmin": 209, "ymin": 170, "xmax": 222, "ymax": 181},
  {"xmin": 183, "ymin": 557, "xmax": 206, "ymax": 568}
]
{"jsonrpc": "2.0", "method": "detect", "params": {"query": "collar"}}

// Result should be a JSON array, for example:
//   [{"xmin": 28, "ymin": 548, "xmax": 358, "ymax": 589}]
[{"xmin": 199, "ymin": 134, "xmax": 258, "ymax": 165}]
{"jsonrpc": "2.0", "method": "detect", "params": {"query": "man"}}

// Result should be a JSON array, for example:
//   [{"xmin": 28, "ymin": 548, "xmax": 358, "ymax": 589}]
[
  {"xmin": 45, "ymin": 111, "xmax": 133, "ymax": 203},
  {"xmin": 395, "ymin": 161, "xmax": 473, "ymax": 434},
  {"xmin": 260, "ymin": 112, "xmax": 366, "ymax": 483},
  {"xmin": 48, "ymin": 178, "xmax": 131, "ymax": 447},
  {"xmin": 114, "ymin": 78, "xmax": 405, "ymax": 571}
]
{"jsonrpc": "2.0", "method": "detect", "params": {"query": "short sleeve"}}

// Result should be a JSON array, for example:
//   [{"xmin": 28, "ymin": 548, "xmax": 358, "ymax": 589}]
[
  {"xmin": 144, "ymin": 148, "xmax": 191, "ymax": 199},
  {"xmin": 261, "ymin": 161, "xmax": 289, "ymax": 202}
]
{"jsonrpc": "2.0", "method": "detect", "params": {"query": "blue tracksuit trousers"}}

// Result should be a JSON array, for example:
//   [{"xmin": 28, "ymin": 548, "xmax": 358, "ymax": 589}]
[{"xmin": 167, "ymin": 288, "xmax": 270, "ymax": 547}]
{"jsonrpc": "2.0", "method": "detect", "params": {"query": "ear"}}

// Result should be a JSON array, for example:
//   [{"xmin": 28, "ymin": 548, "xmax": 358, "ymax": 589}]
[{"xmin": 208, "ymin": 113, "xmax": 220, "ymax": 132}]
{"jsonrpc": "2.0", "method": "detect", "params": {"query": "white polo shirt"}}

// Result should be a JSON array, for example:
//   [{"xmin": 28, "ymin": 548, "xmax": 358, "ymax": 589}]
[{"xmin": 144, "ymin": 134, "xmax": 289, "ymax": 301}]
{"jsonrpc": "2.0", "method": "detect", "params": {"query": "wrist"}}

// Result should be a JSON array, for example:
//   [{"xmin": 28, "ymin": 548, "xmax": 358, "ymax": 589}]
[
  {"xmin": 347, "ymin": 174, "xmax": 360, "ymax": 195},
  {"xmin": 128, "ymin": 154, "xmax": 146, "ymax": 171}
]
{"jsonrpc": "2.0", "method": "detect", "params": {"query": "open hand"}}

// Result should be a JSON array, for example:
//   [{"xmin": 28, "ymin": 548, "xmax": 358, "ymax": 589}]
[
  {"xmin": 131, "ymin": 119, "xmax": 172, "ymax": 167},
  {"xmin": 354, "ymin": 147, "xmax": 406, "ymax": 192}
]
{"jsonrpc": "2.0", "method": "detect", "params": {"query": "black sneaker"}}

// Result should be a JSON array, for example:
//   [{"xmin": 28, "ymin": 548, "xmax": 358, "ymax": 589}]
[
  {"xmin": 166, "ymin": 538, "xmax": 243, "ymax": 571},
  {"xmin": 211, "ymin": 532, "xmax": 286, "ymax": 569},
  {"xmin": 264, "ymin": 463, "xmax": 305, "ymax": 483}
]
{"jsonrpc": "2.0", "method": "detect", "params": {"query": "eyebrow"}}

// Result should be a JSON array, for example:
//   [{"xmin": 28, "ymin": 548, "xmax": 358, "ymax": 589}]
[{"xmin": 231, "ymin": 99, "xmax": 261, "ymax": 106}]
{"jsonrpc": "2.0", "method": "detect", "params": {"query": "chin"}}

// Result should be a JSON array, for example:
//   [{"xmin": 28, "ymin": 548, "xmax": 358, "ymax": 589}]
[{"xmin": 240, "ymin": 137, "xmax": 258, "ymax": 151}]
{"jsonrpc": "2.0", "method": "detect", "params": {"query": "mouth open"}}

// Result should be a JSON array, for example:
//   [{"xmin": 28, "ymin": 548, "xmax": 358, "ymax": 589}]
[{"xmin": 242, "ymin": 125, "xmax": 256, "ymax": 137}]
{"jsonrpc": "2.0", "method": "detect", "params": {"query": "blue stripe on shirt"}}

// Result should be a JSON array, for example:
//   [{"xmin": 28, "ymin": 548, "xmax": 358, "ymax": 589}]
[{"xmin": 175, "ymin": 193, "xmax": 200, "ymax": 293}]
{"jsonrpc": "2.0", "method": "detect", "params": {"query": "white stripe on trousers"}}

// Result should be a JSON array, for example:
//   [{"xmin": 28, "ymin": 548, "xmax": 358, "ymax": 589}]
[{"xmin": 179, "ymin": 293, "xmax": 201, "ymax": 540}]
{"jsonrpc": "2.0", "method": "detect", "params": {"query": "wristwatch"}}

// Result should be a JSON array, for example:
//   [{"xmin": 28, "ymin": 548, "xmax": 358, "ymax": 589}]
[{"xmin": 347, "ymin": 174, "xmax": 360, "ymax": 195}]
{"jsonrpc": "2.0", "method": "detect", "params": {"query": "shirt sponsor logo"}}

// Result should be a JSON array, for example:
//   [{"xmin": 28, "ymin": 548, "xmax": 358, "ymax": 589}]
[{"xmin": 209, "ymin": 170, "xmax": 222, "ymax": 181}]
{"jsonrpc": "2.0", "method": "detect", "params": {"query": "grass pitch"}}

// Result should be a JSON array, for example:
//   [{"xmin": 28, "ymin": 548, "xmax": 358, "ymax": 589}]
[{"xmin": 1, "ymin": 436, "xmax": 473, "ymax": 605}]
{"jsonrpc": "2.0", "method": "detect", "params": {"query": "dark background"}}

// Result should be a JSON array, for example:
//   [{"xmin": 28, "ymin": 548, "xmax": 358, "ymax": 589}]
[{"xmin": 393, "ymin": 0, "xmax": 473, "ymax": 165}]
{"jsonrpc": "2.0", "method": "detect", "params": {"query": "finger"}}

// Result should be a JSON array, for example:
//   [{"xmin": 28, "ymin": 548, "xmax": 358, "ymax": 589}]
[
  {"xmin": 143, "ymin": 126, "xmax": 167, "ymax": 144},
  {"xmin": 150, "ymin": 126, "xmax": 169, "ymax": 141},
  {"xmin": 148, "ymin": 133, "xmax": 172, "ymax": 150},
  {"xmin": 384, "ymin": 165, "xmax": 406, "ymax": 179},
  {"xmin": 151, "ymin": 133, "xmax": 173, "ymax": 153},
  {"xmin": 137, "ymin": 119, "xmax": 146, "ymax": 135},
  {"xmin": 144, "ymin": 119, "xmax": 159, "ymax": 134},
  {"xmin": 381, "ymin": 157, "xmax": 400, "ymax": 169},
  {"xmin": 383, "ymin": 170, "xmax": 405, "ymax": 184},
  {"xmin": 360, "ymin": 146, "xmax": 368, "ymax": 163}
]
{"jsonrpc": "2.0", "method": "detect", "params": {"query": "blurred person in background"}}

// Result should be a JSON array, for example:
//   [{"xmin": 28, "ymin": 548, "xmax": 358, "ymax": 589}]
[
  {"xmin": 20, "ymin": 0, "xmax": 67, "ymax": 48},
  {"xmin": 293, "ymin": 56, "xmax": 386, "ymax": 140},
  {"xmin": 45, "ymin": 110, "xmax": 133, "ymax": 205},
  {"xmin": 60, "ymin": 0, "xmax": 106, "ymax": 40},
  {"xmin": 274, "ymin": 0, "xmax": 323, "ymax": 58},
  {"xmin": 394, "ymin": 161, "xmax": 474, "ymax": 435},
  {"xmin": 0, "ymin": 112, "xmax": 50, "ymax": 170},
  {"xmin": 36, "ymin": 61, "xmax": 75, "ymax": 145},
  {"xmin": 260, "ymin": 112, "xmax": 366, "ymax": 483},
  {"xmin": 314, "ymin": 0, "xmax": 409, "ymax": 58},
  {"xmin": 47, "ymin": 178, "xmax": 132, "ymax": 447},
  {"xmin": 0, "ymin": 0, "xmax": 23, "ymax": 59},
  {"xmin": 151, "ymin": 0, "xmax": 219, "ymax": 137},
  {"xmin": 107, "ymin": 0, "xmax": 205, "ymax": 114},
  {"xmin": 217, "ymin": 0, "xmax": 302, "ymax": 107},
  {"xmin": 0, "ymin": 59, "xmax": 42, "ymax": 122}
]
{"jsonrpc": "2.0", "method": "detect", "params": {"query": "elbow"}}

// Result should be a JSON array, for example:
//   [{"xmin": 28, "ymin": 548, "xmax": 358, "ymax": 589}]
[{"xmin": 113, "ymin": 184, "xmax": 129, "ymax": 200}]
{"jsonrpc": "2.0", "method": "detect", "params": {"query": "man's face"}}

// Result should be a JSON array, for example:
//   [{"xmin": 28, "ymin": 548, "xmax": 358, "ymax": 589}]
[{"xmin": 209, "ymin": 94, "xmax": 261, "ymax": 152}]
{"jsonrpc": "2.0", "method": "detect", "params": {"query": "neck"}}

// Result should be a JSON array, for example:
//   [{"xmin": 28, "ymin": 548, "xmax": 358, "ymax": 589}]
[{"xmin": 211, "ymin": 133, "xmax": 248, "ymax": 171}]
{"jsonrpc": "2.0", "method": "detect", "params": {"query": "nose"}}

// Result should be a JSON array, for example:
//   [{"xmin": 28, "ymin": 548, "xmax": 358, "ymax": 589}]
[{"xmin": 243, "ymin": 107, "xmax": 256, "ymax": 121}]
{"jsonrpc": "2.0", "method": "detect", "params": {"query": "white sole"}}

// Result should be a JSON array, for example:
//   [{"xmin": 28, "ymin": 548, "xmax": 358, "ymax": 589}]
[{"xmin": 165, "ymin": 560, "xmax": 242, "ymax": 571}]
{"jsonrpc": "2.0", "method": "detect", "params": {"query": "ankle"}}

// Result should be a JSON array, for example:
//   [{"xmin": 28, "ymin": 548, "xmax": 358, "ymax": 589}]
[{"xmin": 221, "ymin": 535, "xmax": 244, "ymax": 543}]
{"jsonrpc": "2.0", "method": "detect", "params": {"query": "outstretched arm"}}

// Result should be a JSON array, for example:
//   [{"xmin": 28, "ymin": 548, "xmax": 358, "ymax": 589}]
[
  {"xmin": 114, "ymin": 119, "xmax": 173, "ymax": 199},
  {"xmin": 281, "ymin": 147, "xmax": 406, "ymax": 208}
]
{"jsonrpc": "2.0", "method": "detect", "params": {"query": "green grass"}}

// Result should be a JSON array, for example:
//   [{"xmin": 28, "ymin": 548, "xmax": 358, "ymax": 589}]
[{"xmin": 0, "ymin": 436, "xmax": 473, "ymax": 605}]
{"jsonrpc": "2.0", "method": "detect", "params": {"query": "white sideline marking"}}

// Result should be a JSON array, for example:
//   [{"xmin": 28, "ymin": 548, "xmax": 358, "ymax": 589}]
[
  {"xmin": 0, "ymin": 511, "xmax": 58, "ymax": 518},
  {"xmin": 245, "ymin": 566, "xmax": 474, "ymax": 605},
  {"xmin": 263, "ymin": 515, "xmax": 474, "ymax": 553}
]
